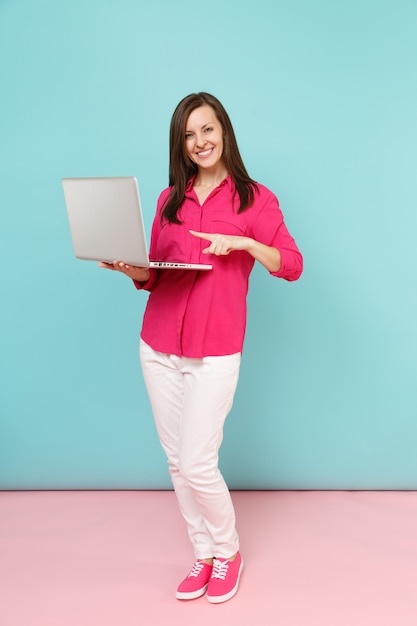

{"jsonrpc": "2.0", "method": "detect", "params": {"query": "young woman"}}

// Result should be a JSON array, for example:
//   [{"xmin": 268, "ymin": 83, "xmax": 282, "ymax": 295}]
[{"xmin": 100, "ymin": 92, "xmax": 303, "ymax": 603}]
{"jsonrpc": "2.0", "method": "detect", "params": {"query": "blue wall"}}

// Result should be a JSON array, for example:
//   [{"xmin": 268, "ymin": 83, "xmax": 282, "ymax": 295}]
[{"xmin": 1, "ymin": 0, "xmax": 416, "ymax": 489}]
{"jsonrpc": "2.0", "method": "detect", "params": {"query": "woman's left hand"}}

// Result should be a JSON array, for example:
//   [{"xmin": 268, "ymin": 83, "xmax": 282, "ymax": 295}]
[
  {"xmin": 189, "ymin": 230, "xmax": 252, "ymax": 256},
  {"xmin": 189, "ymin": 230, "xmax": 281, "ymax": 272}
]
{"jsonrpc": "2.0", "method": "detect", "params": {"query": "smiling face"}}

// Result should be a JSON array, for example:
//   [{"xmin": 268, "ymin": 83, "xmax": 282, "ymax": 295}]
[{"xmin": 184, "ymin": 105, "xmax": 225, "ymax": 174}]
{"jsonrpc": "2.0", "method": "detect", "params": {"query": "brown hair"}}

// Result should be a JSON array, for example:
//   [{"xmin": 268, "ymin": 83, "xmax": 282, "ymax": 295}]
[{"xmin": 162, "ymin": 92, "xmax": 258, "ymax": 223}]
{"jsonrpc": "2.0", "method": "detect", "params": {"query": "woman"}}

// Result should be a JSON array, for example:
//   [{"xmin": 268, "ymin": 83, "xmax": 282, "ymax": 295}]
[{"xmin": 100, "ymin": 92, "xmax": 303, "ymax": 603}]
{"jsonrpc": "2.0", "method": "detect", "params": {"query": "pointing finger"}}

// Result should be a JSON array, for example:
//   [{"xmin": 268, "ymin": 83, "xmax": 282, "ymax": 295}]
[{"xmin": 189, "ymin": 230, "xmax": 216, "ymax": 242}]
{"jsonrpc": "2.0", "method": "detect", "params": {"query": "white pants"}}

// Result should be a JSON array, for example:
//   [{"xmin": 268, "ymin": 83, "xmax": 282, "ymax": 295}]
[{"xmin": 139, "ymin": 339, "xmax": 241, "ymax": 560}]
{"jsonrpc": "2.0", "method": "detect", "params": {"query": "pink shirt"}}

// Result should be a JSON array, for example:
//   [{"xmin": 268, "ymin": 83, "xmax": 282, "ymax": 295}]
[{"xmin": 136, "ymin": 176, "xmax": 303, "ymax": 357}]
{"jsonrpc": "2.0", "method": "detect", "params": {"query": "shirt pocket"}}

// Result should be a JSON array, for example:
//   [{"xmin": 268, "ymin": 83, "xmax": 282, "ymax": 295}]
[{"xmin": 209, "ymin": 218, "xmax": 248, "ymax": 236}]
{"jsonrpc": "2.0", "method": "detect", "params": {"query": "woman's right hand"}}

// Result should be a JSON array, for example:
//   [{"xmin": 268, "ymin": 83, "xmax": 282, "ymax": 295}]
[{"xmin": 98, "ymin": 261, "xmax": 150, "ymax": 283}]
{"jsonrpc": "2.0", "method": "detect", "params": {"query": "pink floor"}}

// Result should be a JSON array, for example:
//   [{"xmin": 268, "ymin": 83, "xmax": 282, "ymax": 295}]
[{"xmin": 1, "ymin": 490, "xmax": 416, "ymax": 625}]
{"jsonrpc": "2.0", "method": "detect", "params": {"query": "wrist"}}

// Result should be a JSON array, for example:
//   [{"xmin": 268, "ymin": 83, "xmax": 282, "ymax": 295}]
[{"xmin": 245, "ymin": 237, "xmax": 257, "ymax": 254}]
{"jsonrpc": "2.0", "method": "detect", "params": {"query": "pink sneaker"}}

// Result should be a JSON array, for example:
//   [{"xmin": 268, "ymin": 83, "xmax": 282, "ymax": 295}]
[
  {"xmin": 206, "ymin": 552, "xmax": 243, "ymax": 604},
  {"xmin": 176, "ymin": 561, "xmax": 213, "ymax": 600}
]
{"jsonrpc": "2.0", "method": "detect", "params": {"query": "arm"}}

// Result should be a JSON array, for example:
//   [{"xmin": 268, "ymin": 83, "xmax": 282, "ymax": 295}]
[
  {"xmin": 190, "ymin": 185, "xmax": 302, "ymax": 280},
  {"xmin": 247, "ymin": 188, "xmax": 303, "ymax": 281},
  {"xmin": 189, "ymin": 231, "xmax": 282, "ymax": 273}
]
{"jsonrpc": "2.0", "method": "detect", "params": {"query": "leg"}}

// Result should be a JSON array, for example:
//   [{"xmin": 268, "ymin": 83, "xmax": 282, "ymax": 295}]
[
  {"xmin": 178, "ymin": 352, "xmax": 241, "ymax": 559},
  {"xmin": 139, "ymin": 340, "xmax": 214, "ymax": 559}
]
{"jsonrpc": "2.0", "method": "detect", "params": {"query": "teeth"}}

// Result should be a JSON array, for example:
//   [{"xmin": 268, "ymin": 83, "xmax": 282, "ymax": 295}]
[{"xmin": 198, "ymin": 149, "xmax": 212, "ymax": 157}]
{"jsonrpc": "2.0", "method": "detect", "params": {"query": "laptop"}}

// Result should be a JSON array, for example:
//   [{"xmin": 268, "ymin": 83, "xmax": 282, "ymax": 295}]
[{"xmin": 62, "ymin": 177, "xmax": 212, "ymax": 270}]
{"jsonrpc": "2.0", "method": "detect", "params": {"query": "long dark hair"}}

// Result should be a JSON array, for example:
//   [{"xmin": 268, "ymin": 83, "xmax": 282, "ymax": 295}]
[{"xmin": 162, "ymin": 92, "xmax": 258, "ymax": 223}]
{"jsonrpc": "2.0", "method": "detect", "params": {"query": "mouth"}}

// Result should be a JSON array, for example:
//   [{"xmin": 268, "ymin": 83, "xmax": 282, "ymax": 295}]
[{"xmin": 196, "ymin": 148, "xmax": 214, "ymax": 158}]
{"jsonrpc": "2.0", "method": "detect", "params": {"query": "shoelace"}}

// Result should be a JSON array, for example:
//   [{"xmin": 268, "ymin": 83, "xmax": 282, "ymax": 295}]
[
  {"xmin": 188, "ymin": 561, "xmax": 205, "ymax": 578},
  {"xmin": 211, "ymin": 559, "xmax": 229, "ymax": 581}
]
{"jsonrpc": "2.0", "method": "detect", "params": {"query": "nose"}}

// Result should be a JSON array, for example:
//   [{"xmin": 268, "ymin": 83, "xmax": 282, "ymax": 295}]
[{"xmin": 195, "ymin": 132, "xmax": 207, "ymax": 148}]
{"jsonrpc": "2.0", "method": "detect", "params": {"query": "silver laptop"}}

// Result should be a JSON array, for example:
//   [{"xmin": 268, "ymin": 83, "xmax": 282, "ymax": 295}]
[{"xmin": 62, "ymin": 177, "xmax": 212, "ymax": 270}]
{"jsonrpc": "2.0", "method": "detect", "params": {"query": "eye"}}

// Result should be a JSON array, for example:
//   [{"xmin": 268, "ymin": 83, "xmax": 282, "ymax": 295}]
[
  {"xmin": 185, "ymin": 132, "xmax": 194, "ymax": 140},
  {"xmin": 204, "ymin": 126, "xmax": 213, "ymax": 133}
]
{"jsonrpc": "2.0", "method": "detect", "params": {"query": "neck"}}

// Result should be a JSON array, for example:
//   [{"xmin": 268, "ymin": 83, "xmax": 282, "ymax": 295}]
[{"xmin": 194, "ymin": 166, "xmax": 228, "ymax": 188}]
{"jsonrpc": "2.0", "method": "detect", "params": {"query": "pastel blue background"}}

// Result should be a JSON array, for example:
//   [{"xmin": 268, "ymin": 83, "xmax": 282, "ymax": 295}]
[{"xmin": 1, "ymin": 0, "xmax": 416, "ymax": 490}]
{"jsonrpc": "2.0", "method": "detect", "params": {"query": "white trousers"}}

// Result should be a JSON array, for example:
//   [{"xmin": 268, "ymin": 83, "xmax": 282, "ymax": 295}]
[{"xmin": 139, "ymin": 339, "xmax": 241, "ymax": 560}]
